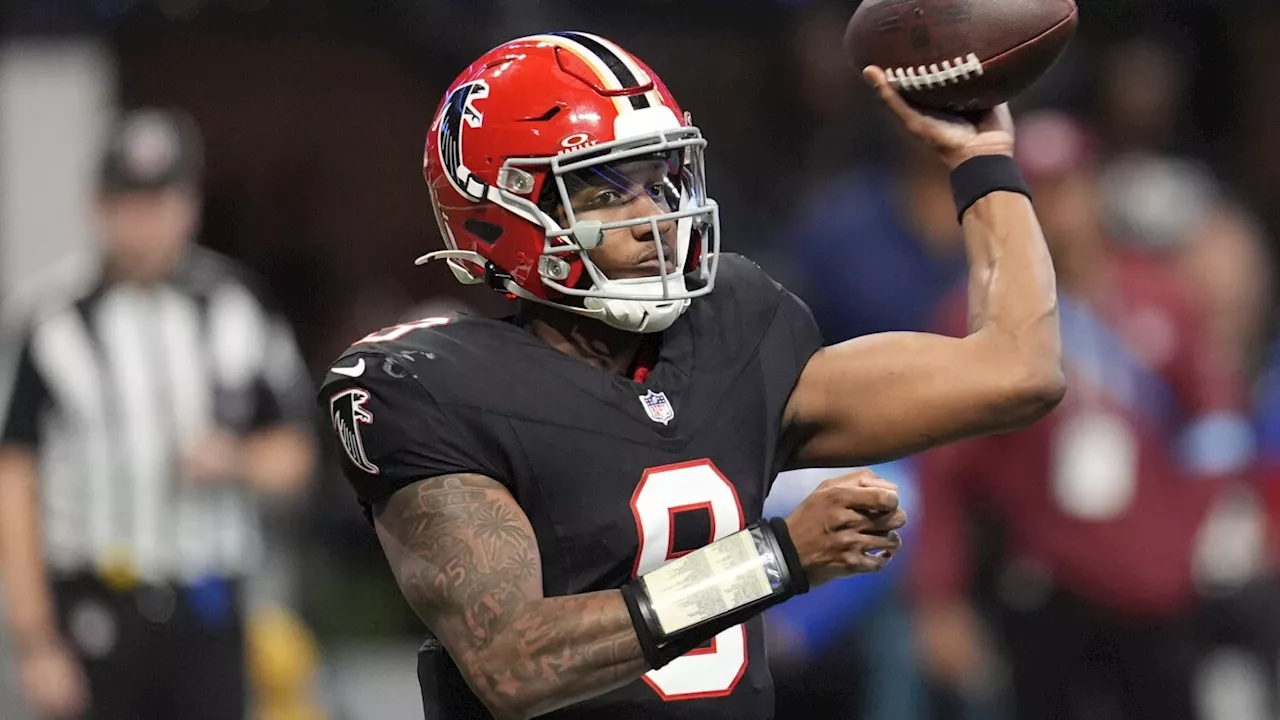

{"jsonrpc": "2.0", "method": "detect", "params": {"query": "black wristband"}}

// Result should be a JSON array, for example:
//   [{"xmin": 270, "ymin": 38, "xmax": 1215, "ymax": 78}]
[
  {"xmin": 950, "ymin": 154, "xmax": 1030, "ymax": 223},
  {"xmin": 767, "ymin": 517, "xmax": 808, "ymax": 595},
  {"xmin": 620, "ymin": 582, "xmax": 665, "ymax": 669}
]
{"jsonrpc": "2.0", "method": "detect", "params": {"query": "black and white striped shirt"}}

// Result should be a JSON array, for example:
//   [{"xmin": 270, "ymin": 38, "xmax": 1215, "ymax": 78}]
[{"xmin": 0, "ymin": 249, "xmax": 311, "ymax": 582}]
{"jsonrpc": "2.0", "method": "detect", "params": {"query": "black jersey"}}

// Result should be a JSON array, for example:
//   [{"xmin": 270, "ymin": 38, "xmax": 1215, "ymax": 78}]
[{"xmin": 319, "ymin": 254, "xmax": 823, "ymax": 719}]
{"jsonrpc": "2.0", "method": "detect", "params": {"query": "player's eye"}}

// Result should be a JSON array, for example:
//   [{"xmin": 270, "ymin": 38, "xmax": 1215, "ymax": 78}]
[
  {"xmin": 585, "ymin": 188, "xmax": 626, "ymax": 208},
  {"xmin": 645, "ymin": 182, "xmax": 675, "ymax": 209}
]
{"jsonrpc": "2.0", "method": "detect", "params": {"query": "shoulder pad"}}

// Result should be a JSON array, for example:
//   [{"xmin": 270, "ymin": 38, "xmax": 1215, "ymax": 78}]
[
  {"xmin": 345, "ymin": 315, "xmax": 458, "ymax": 353},
  {"xmin": 711, "ymin": 253, "xmax": 784, "ymax": 296},
  {"xmin": 324, "ymin": 313, "xmax": 522, "ymax": 402},
  {"xmin": 696, "ymin": 253, "xmax": 786, "ymax": 326}
]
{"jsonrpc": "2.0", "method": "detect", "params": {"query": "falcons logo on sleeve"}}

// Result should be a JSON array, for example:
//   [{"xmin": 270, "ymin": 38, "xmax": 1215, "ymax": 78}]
[{"xmin": 330, "ymin": 388, "xmax": 379, "ymax": 475}]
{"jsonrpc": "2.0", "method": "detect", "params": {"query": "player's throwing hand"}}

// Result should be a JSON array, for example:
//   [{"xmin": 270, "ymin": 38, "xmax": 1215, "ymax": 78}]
[
  {"xmin": 784, "ymin": 469, "xmax": 907, "ymax": 586},
  {"xmin": 862, "ymin": 65, "xmax": 1015, "ymax": 170}
]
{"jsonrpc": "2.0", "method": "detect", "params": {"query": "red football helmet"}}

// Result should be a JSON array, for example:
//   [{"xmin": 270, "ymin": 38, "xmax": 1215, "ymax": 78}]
[{"xmin": 419, "ymin": 32, "xmax": 720, "ymax": 333}]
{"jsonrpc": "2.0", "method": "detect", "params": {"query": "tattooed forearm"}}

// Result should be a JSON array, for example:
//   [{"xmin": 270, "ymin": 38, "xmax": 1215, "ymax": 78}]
[{"xmin": 374, "ymin": 473, "xmax": 648, "ymax": 720}]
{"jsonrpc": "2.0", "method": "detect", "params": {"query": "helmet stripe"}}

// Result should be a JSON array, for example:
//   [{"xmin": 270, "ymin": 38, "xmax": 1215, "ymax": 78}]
[
  {"xmin": 552, "ymin": 32, "xmax": 641, "ymax": 88},
  {"xmin": 550, "ymin": 32, "xmax": 651, "ymax": 110},
  {"xmin": 574, "ymin": 33, "xmax": 653, "ymax": 87},
  {"xmin": 520, "ymin": 33, "xmax": 632, "ymax": 114}
]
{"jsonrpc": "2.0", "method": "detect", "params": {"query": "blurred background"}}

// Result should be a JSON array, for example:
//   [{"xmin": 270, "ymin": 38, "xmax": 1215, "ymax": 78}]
[{"xmin": 5, "ymin": 0, "xmax": 1280, "ymax": 718}]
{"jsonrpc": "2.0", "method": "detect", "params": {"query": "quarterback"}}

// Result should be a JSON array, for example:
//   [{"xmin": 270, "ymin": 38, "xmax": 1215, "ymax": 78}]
[{"xmin": 320, "ymin": 32, "xmax": 1063, "ymax": 720}]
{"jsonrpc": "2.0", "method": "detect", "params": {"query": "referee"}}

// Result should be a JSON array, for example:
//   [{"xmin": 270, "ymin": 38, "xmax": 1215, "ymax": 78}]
[{"xmin": 0, "ymin": 109, "xmax": 316, "ymax": 719}]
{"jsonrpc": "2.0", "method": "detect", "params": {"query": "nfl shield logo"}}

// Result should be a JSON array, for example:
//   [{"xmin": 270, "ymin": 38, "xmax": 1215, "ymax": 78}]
[{"xmin": 639, "ymin": 390, "xmax": 675, "ymax": 425}]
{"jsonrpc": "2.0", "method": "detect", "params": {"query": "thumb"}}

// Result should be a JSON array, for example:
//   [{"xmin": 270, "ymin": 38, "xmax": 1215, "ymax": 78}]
[{"xmin": 862, "ymin": 65, "xmax": 921, "ymax": 129}]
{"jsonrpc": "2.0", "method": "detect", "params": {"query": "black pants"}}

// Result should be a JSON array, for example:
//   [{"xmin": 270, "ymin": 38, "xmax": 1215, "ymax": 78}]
[
  {"xmin": 997, "ymin": 588, "xmax": 1197, "ymax": 720},
  {"xmin": 53, "ymin": 574, "xmax": 246, "ymax": 720}
]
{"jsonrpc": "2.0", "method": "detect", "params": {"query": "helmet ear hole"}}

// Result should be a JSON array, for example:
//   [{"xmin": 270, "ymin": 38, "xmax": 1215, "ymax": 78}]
[
  {"xmin": 463, "ymin": 219, "xmax": 504, "ymax": 245},
  {"xmin": 519, "ymin": 105, "xmax": 563, "ymax": 122}
]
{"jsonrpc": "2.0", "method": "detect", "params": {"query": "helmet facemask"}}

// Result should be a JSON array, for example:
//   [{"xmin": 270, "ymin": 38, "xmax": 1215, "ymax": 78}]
[
  {"xmin": 516, "ymin": 127, "xmax": 719, "ymax": 333},
  {"xmin": 422, "ymin": 123, "xmax": 721, "ymax": 333}
]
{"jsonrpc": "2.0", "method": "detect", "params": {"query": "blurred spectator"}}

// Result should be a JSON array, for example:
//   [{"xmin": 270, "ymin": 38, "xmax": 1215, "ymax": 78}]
[
  {"xmin": 788, "ymin": 126, "xmax": 966, "ymax": 342},
  {"xmin": 1097, "ymin": 37, "xmax": 1190, "ymax": 156},
  {"xmin": 1100, "ymin": 154, "xmax": 1221, "ymax": 253},
  {"xmin": 1238, "ymin": 277, "xmax": 1280, "ymax": 719},
  {"xmin": 911, "ymin": 111, "xmax": 1255, "ymax": 720},
  {"xmin": 787, "ymin": 0, "xmax": 879, "ymax": 192},
  {"xmin": 1101, "ymin": 154, "xmax": 1274, "ymax": 378},
  {"xmin": 0, "ymin": 109, "xmax": 316, "ymax": 720},
  {"xmin": 1175, "ymin": 203, "xmax": 1272, "ymax": 379},
  {"xmin": 1173, "ymin": 188, "xmax": 1278, "ymax": 720},
  {"xmin": 1097, "ymin": 73, "xmax": 1280, "ymax": 720}
]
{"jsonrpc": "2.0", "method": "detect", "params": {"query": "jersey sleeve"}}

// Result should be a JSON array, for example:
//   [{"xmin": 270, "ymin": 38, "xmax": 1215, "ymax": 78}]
[
  {"xmin": 764, "ymin": 287, "xmax": 824, "ymax": 401},
  {"xmin": 319, "ymin": 351, "xmax": 513, "ymax": 511},
  {"xmin": 0, "ymin": 328, "xmax": 51, "ymax": 450},
  {"xmin": 736, "ymin": 258, "xmax": 822, "ymax": 472}
]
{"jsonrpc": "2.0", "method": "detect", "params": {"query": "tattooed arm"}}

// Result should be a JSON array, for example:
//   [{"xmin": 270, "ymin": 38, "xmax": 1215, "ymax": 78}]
[{"xmin": 373, "ymin": 473, "xmax": 648, "ymax": 720}]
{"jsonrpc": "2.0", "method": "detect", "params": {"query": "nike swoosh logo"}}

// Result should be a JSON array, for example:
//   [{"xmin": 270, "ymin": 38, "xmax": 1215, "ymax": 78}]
[{"xmin": 332, "ymin": 359, "xmax": 365, "ymax": 378}]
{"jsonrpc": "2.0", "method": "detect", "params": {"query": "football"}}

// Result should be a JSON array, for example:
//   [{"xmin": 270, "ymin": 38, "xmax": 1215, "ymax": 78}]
[{"xmin": 844, "ymin": 0, "xmax": 1079, "ymax": 112}]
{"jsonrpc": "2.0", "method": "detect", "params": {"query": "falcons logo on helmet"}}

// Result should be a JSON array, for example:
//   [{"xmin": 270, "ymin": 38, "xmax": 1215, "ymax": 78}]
[
  {"xmin": 330, "ymin": 388, "xmax": 379, "ymax": 475},
  {"xmin": 437, "ymin": 80, "xmax": 490, "ymax": 200}
]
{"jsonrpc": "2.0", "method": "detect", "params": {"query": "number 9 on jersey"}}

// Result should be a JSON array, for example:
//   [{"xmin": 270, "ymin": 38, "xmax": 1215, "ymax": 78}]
[{"xmin": 630, "ymin": 460, "xmax": 750, "ymax": 700}]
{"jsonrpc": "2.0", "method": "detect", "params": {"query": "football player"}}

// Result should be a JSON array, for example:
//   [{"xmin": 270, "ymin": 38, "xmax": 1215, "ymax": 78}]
[{"xmin": 320, "ymin": 32, "xmax": 1064, "ymax": 720}]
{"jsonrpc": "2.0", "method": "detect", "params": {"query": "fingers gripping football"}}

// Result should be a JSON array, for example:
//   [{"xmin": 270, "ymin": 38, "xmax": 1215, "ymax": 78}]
[
  {"xmin": 862, "ymin": 65, "xmax": 1016, "ymax": 170},
  {"xmin": 785, "ymin": 469, "xmax": 908, "ymax": 587}
]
